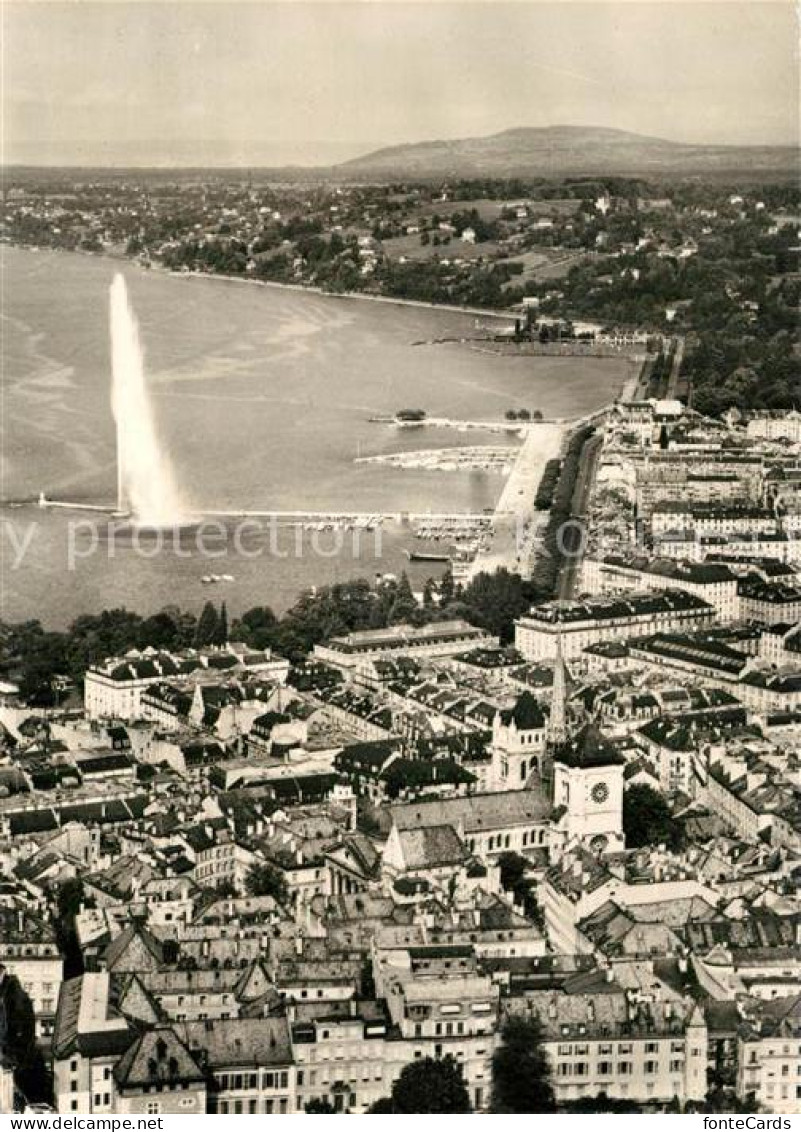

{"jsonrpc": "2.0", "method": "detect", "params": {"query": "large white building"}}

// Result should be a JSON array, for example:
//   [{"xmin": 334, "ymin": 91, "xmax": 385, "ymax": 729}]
[
  {"xmin": 581, "ymin": 555, "xmax": 739, "ymax": 621},
  {"xmin": 515, "ymin": 591, "xmax": 715, "ymax": 661},
  {"xmin": 313, "ymin": 620, "xmax": 494, "ymax": 671},
  {"xmin": 507, "ymin": 985, "xmax": 708, "ymax": 1108},
  {"xmin": 84, "ymin": 646, "xmax": 289, "ymax": 721}
]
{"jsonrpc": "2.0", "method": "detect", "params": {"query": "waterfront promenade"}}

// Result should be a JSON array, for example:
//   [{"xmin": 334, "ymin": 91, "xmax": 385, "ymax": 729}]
[{"xmin": 466, "ymin": 421, "xmax": 564, "ymax": 580}]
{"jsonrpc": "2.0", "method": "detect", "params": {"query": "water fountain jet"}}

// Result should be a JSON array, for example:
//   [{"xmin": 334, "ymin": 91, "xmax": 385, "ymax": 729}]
[{"xmin": 109, "ymin": 273, "xmax": 186, "ymax": 526}]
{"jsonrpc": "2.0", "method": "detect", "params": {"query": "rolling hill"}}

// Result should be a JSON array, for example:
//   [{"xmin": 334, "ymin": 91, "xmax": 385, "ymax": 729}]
[{"xmin": 340, "ymin": 126, "xmax": 798, "ymax": 179}]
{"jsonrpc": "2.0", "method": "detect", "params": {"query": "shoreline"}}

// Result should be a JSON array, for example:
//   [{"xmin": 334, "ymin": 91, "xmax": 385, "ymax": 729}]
[
  {"xmin": 4, "ymin": 240, "xmax": 517, "ymax": 322},
  {"xmin": 4, "ymin": 242, "xmax": 633, "ymax": 632},
  {"xmin": 5, "ymin": 243, "xmax": 647, "ymax": 399}
]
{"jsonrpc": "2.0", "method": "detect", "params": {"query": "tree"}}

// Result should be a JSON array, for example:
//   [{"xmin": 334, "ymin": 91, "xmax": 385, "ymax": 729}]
[
  {"xmin": 234, "ymin": 606, "xmax": 277, "ymax": 649},
  {"xmin": 305, "ymin": 1098, "xmax": 337, "ymax": 1113},
  {"xmin": 491, "ymin": 1014, "xmax": 556, "ymax": 1113},
  {"xmin": 194, "ymin": 602, "xmax": 219, "ymax": 648},
  {"xmin": 623, "ymin": 783, "xmax": 684, "ymax": 851},
  {"xmin": 245, "ymin": 863, "xmax": 288, "ymax": 904},
  {"xmin": 212, "ymin": 602, "xmax": 228, "ymax": 647},
  {"xmin": 562, "ymin": 1093, "xmax": 643, "ymax": 1112},
  {"xmin": 378, "ymin": 1056, "xmax": 472, "ymax": 1113},
  {"xmin": 0, "ymin": 973, "xmax": 51, "ymax": 1104},
  {"xmin": 138, "ymin": 610, "xmax": 180, "ymax": 650},
  {"xmin": 366, "ymin": 1097, "xmax": 394, "ymax": 1112},
  {"xmin": 498, "ymin": 851, "xmax": 542, "ymax": 923},
  {"xmin": 460, "ymin": 569, "xmax": 530, "ymax": 643},
  {"xmin": 389, "ymin": 572, "xmax": 417, "ymax": 623},
  {"xmin": 439, "ymin": 567, "xmax": 456, "ymax": 606}
]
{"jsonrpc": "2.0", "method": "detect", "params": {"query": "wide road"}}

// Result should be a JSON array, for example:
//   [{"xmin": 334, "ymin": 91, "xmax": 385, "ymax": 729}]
[
  {"xmin": 665, "ymin": 336, "xmax": 686, "ymax": 399},
  {"xmin": 557, "ymin": 431, "xmax": 603, "ymax": 601}
]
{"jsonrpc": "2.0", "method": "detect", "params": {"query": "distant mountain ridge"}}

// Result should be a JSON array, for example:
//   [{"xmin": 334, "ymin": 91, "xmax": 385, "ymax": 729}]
[{"xmin": 340, "ymin": 125, "xmax": 798, "ymax": 178}]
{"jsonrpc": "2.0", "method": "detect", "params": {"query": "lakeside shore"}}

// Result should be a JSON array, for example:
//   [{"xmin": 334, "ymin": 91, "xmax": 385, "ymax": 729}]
[{"xmin": 4, "ymin": 240, "xmax": 517, "ymax": 322}]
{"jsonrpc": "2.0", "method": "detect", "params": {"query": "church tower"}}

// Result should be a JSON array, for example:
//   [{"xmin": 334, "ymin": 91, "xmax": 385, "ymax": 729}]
[
  {"xmin": 551, "ymin": 724, "xmax": 625, "ymax": 856},
  {"xmin": 488, "ymin": 691, "xmax": 548, "ymax": 791}
]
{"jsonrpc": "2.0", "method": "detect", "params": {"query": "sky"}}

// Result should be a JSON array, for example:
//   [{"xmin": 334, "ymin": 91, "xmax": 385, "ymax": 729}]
[{"xmin": 4, "ymin": 0, "xmax": 799, "ymax": 166}]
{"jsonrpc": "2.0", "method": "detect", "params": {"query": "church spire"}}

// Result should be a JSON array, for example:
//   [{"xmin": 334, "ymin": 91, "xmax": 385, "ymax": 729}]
[{"xmin": 548, "ymin": 624, "xmax": 568, "ymax": 747}]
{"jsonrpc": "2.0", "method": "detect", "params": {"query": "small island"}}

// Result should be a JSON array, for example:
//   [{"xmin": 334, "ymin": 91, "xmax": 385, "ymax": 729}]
[{"xmin": 395, "ymin": 408, "xmax": 428, "ymax": 425}]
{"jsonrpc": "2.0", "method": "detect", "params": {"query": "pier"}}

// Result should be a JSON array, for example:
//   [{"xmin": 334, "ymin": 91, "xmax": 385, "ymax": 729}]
[{"xmin": 33, "ymin": 496, "xmax": 501, "ymax": 528}]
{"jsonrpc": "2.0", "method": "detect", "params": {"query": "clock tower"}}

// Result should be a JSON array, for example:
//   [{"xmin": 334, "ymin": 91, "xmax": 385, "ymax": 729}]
[{"xmin": 551, "ymin": 723, "xmax": 625, "ymax": 856}]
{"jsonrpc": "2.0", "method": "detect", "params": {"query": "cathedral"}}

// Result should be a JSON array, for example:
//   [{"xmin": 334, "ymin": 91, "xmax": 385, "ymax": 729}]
[{"xmin": 489, "ymin": 629, "xmax": 625, "ymax": 857}]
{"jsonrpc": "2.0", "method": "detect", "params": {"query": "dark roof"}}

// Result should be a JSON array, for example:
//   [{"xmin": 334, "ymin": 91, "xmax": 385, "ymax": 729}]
[
  {"xmin": 499, "ymin": 690, "xmax": 547, "ymax": 731},
  {"xmin": 554, "ymin": 724, "xmax": 626, "ymax": 768},
  {"xmin": 176, "ymin": 1017, "xmax": 293, "ymax": 1069},
  {"xmin": 114, "ymin": 1027, "xmax": 205, "ymax": 1089}
]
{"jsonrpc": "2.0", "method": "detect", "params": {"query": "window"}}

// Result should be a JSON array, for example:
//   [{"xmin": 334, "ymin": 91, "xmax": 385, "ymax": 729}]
[
  {"xmin": 645, "ymin": 1061, "xmax": 658, "ymax": 1075},
  {"xmin": 146, "ymin": 1102, "xmax": 161, "ymax": 1115}
]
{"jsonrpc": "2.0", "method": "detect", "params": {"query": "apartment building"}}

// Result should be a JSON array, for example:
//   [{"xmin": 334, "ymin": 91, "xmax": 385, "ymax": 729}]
[
  {"xmin": 0, "ymin": 907, "xmax": 63, "ymax": 1041},
  {"xmin": 515, "ymin": 591, "xmax": 715, "ymax": 661},
  {"xmin": 506, "ymin": 986, "xmax": 708, "ymax": 1107},
  {"xmin": 581, "ymin": 556, "xmax": 739, "ymax": 621},
  {"xmin": 176, "ymin": 1018, "xmax": 295, "ymax": 1115},
  {"xmin": 373, "ymin": 944, "xmax": 500, "ymax": 1112},
  {"xmin": 85, "ymin": 646, "xmax": 288, "ymax": 721},
  {"xmin": 737, "ymin": 995, "xmax": 801, "ymax": 1114},
  {"xmin": 650, "ymin": 504, "xmax": 782, "ymax": 540},
  {"xmin": 738, "ymin": 578, "xmax": 801, "ymax": 625}
]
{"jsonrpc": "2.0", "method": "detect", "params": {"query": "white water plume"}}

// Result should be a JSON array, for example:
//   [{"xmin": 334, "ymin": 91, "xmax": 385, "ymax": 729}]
[{"xmin": 109, "ymin": 273, "xmax": 185, "ymax": 525}]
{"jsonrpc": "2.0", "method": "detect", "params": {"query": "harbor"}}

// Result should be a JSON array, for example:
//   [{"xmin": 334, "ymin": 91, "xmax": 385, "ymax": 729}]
[{"xmin": 354, "ymin": 445, "xmax": 520, "ymax": 473}]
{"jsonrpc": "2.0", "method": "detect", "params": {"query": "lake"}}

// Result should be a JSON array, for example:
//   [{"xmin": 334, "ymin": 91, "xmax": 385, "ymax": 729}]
[{"xmin": 1, "ymin": 246, "xmax": 633, "ymax": 627}]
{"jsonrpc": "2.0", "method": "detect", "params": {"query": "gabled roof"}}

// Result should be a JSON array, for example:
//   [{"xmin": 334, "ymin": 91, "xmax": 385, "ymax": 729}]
[
  {"xmin": 391, "ymin": 787, "xmax": 551, "ymax": 835},
  {"xmin": 104, "ymin": 922, "xmax": 164, "ymax": 973},
  {"xmin": 114, "ymin": 1026, "xmax": 205, "ymax": 1089}
]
